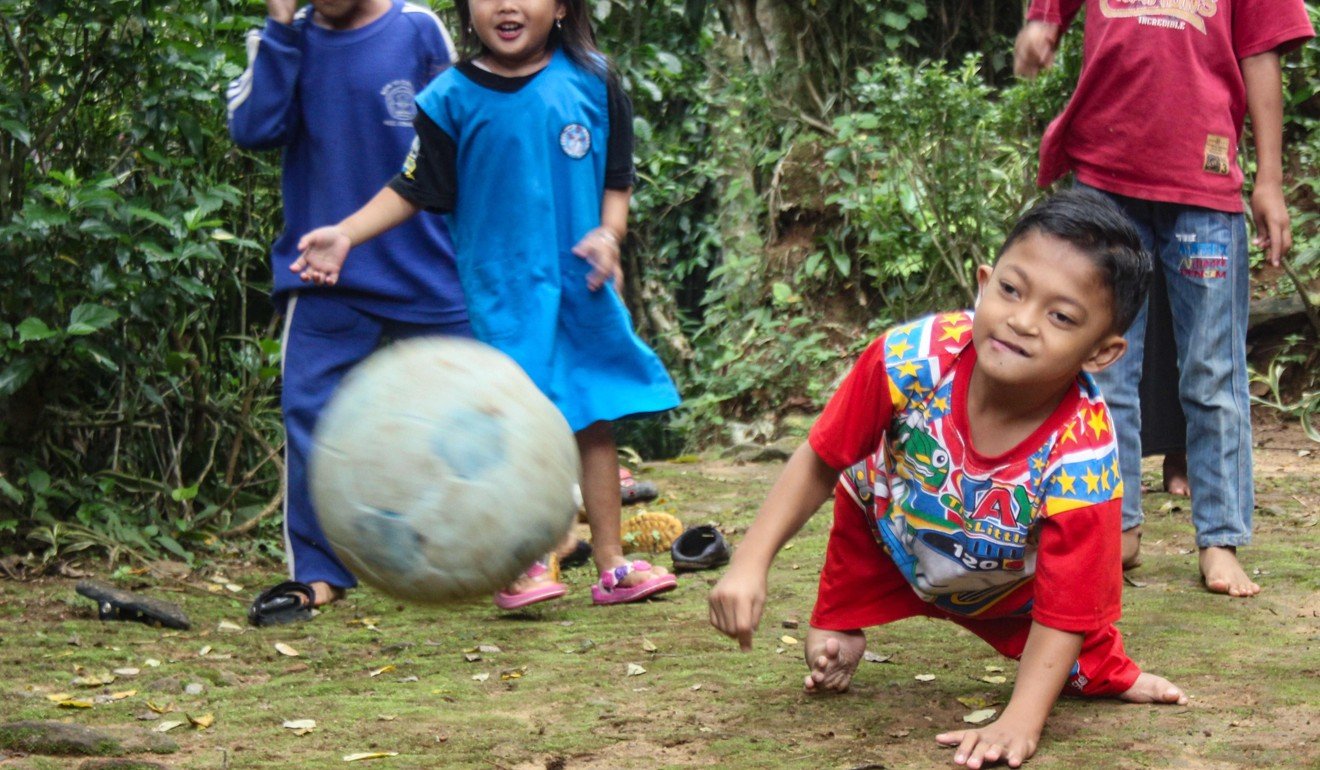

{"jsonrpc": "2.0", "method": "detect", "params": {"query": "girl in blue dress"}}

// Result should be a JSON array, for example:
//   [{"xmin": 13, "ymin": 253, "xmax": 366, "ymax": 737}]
[{"xmin": 294, "ymin": 0, "xmax": 681, "ymax": 608}]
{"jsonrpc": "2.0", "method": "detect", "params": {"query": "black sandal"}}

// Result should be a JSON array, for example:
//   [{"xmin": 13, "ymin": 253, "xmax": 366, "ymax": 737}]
[
  {"xmin": 248, "ymin": 580, "xmax": 317, "ymax": 627},
  {"xmin": 76, "ymin": 581, "xmax": 191, "ymax": 630},
  {"xmin": 559, "ymin": 538, "xmax": 593, "ymax": 569}
]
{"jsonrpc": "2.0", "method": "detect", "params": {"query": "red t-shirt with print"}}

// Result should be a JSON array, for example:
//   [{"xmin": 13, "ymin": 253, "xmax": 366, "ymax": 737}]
[{"xmin": 1030, "ymin": 0, "xmax": 1313, "ymax": 212}]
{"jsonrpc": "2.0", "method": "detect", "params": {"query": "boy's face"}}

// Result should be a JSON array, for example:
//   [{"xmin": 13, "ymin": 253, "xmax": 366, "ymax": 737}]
[{"xmin": 972, "ymin": 231, "xmax": 1128, "ymax": 391}]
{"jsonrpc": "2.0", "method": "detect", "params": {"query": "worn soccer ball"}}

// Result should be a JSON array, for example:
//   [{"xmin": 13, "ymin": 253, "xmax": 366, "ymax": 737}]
[{"xmin": 310, "ymin": 337, "xmax": 580, "ymax": 604}]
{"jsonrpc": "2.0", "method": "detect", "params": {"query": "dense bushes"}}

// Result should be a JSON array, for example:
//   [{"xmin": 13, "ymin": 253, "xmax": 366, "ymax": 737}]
[
  {"xmin": 1, "ymin": 1, "xmax": 282, "ymax": 560},
  {"xmin": 1, "ymin": 1, "xmax": 1315, "ymax": 562}
]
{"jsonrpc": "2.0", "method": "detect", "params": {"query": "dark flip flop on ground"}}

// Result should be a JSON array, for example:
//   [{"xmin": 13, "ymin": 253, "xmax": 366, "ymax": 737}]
[
  {"xmin": 670, "ymin": 525, "xmax": 731, "ymax": 572},
  {"xmin": 619, "ymin": 467, "xmax": 659, "ymax": 505},
  {"xmin": 248, "ymin": 580, "xmax": 317, "ymax": 627},
  {"xmin": 559, "ymin": 538, "xmax": 593, "ymax": 569},
  {"xmin": 75, "ymin": 580, "xmax": 191, "ymax": 630}
]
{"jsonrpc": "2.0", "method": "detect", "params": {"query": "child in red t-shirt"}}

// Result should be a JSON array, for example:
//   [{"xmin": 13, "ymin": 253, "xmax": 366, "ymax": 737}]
[
  {"xmin": 1014, "ymin": 0, "xmax": 1314, "ymax": 598},
  {"xmin": 710, "ymin": 191, "xmax": 1187, "ymax": 769}
]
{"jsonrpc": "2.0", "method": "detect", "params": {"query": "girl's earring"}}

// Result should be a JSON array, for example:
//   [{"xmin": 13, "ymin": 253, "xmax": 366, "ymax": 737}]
[{"xmin": 555, "ymin": 18, "xmax": 562, "ymax": 30}]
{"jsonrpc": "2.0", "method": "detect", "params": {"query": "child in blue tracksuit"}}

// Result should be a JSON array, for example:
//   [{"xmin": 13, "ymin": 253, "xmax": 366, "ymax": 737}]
[
  {"xmin": 294, "ymin": 0, "xmax": 683, "ymax": 608},
  {"xmin": 227, "ymin": 0, "xmax": 469, "ymax": 624}
]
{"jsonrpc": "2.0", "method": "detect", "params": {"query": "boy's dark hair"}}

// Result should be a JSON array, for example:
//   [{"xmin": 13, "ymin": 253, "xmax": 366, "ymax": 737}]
[
  {"xmin": 999, "ymin": 189, "xmax": 1151, "ymax": 333},
  {"xmin": 454, "ymin": 0, "xmax": 609, "ymax": 76}
]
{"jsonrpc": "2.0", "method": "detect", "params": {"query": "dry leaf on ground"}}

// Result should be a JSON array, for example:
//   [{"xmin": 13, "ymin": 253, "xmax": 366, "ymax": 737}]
[
  {"xmin": 343, "ymin": 752, "xmax": 399, "ymax": 761},
  {"xmin": 963, "ymin": 709, "xmax": 997, "ymax": 724},
  {"xmin": 275, "ymin": 642, "xmax": 300, "ymax": 657}
]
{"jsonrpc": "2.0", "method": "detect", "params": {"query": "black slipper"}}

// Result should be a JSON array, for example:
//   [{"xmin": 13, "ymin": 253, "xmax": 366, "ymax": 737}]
[
  {"xmin": 670, "ymin": 525, "xmax": 730, "ymax": 572},
  {"xmin": 620, "ymin": 468, "xmax": 659, "ymax": 506},
  {"xmin": 248, "ymin": 580, "xmax": 317, "ymax": 627},
  {"xmin": 76, "ymin": 581, "xmax": 191, "ymax": 630},
  {"xmin": 559, "ymin": 539, "xmax": 593, "ymax": 569}
]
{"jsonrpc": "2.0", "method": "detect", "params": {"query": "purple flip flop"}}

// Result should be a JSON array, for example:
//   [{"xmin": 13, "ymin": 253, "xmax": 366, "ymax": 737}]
[{"xmin": 591, "ymin": 560, "xmax": 678, "ymax": 606}]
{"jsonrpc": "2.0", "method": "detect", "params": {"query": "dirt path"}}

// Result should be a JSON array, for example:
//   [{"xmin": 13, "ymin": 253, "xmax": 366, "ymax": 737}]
[{"xmin": 0, "ymin": 416, "xmax": 1316, "ymax": 769}]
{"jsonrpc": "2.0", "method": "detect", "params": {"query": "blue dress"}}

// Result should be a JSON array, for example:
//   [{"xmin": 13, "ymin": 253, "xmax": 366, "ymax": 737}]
[{"xmin": 409, "ymin": 50, "xmax": 679, "ymax": 431}]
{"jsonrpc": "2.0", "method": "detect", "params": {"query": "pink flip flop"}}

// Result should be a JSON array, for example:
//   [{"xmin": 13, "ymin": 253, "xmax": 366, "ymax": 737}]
[
  {"xmin": 591, "ymin": 560, "xmax": 678, "ymax": 606},
  {"xmin": 494, "ymin": 561, "xmax": 567, "ymax": 610}
]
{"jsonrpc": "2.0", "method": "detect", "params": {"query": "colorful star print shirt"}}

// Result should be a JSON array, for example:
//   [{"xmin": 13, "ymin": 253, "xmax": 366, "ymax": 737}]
[{"xmin": 808, "ymin": 311, "xmax": 1124, "ymax": 632}]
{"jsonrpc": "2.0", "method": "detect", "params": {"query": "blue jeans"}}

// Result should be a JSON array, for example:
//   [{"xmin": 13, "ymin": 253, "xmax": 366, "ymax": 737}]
[{"xmin": 1084, "ymin": 186, "xmax": 1254, "ymax": 548}]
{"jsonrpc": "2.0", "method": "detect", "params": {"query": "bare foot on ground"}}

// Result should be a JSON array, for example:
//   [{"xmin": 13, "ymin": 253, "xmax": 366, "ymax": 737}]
[
  {"xmin": 1199, "ymin": 546, "xmax": 1260, "ymax": 597},
  {"xmin": 803, "ymin": 627, "xmax": 866, "ymax": 693},
  {"xmin": 1162, "ymin": 452, "xmax": 1190, "ymax": 497},
  {"xmin": 1119, "ymin": 672, "xmax": 1188, "ymax": 705},
  {"xmin": 308, "ymin": 581, "xmax": 344, "ymax": 607},
  {"xmin": 1121, "ymin": 526, "xmax": 1142, "ymax": 570}
]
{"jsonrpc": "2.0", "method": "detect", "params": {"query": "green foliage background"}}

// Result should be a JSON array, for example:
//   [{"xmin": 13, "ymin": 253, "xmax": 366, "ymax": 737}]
[{"xmin": 0, "ymin": 0, "xmax": 1315, "ymax": 563}]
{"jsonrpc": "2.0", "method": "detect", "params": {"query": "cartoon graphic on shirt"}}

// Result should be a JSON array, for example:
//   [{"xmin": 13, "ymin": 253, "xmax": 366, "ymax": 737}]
[
  {"xmin": 1099, "ymin": 0, "xmax": 1217, "ymax": 34},
  {"xmin": 841, "ymin": 311, "xmax": 1122, "ymax": 618}
]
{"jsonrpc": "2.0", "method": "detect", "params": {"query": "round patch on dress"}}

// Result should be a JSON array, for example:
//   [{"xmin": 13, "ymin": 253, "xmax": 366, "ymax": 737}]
[{"xmin": 559, "ymin": 124, "xmax": 591, "ymax": 159}]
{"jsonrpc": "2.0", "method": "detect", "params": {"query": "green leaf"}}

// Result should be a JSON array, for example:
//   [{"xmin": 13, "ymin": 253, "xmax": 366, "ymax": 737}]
[
  {"xmin": 127, "ymin": 206, "xmax": 175, "ymax": 230},
  {"xmin": 18, "ymin": 318, "xmax": 58, "ymax": 343},
  {"xmin": 0, "ymin": 118, "xmax": 33, "ymax": 146},
  {"xmin": 832, "ymin": 251, "xmax": 851, "ymax": 276},
  {"xmin": 882, "ymin": 11, "xmax": 911, "ymax": 30},
  {"xmin": 67, "ymin": 304, "xmax": 120, "ymax": 336},
  {"xmin": 771, "ymin": 282, "xmax": 793, "ymax": 303},
  {"xmin": 170, "ymin": 484, "xmax": 199, "ymax": 502},
  {"xmin": 155, "ymin": 533, "xmax": 192, "ymax": 561},
  {"xmin": 0, "ymin": 477, "xmax": 24, "ymax": 505},
  {"xmin": 0, "ymin": 358, "xmax": 37, "ymax": 396}
]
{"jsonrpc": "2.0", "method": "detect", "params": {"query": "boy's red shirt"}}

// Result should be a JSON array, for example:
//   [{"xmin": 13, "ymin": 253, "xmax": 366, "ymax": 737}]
[
  {"xmin": 1030, "ymin": 0, "xmax": 1314, "ymax": 212},
  {"xmin": 809, "ymin": 312, "xmax": 1123, "ymax": 632}
]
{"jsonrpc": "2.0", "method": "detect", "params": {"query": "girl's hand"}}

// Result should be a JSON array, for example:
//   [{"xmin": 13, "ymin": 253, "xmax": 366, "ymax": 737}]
[
  {"xmin": 936, "ymin": 717, "xmax": 1040, "ymax": 769},
  {"xmin": 293, "ymin": 226, "xmax": 351, "ymax": 286},
  {"xmin": 572, "ymin": 227, "xmax": 623, "ymax": 293},
  {"xmin": 708, "ymin": 564, "xmax": 767, "ymax": 651}
]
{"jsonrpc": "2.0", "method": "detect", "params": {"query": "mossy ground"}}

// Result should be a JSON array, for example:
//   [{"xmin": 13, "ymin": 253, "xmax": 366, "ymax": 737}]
[{"xmin": 1, "ymin": 417, "xmax": 1316, "ymax": 769}]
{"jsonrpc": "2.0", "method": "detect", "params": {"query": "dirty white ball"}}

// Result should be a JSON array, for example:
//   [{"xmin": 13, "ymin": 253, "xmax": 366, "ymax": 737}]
[{"xmin": 310, "ymin": 337, "xmax": 579, "ymax": 604}]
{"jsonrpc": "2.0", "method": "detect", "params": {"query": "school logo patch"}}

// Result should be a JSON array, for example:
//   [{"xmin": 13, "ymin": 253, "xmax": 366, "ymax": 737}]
[
  {"xmin": 559, "ymin": 123, "xmax": 591, "ymax": 159},
  {"xmin": 381, "ymin": 79, "xmax": 417, "ymax": 127}
]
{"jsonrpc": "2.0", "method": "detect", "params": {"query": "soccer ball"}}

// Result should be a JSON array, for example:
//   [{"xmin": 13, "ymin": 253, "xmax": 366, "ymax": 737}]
[{"xmin": 310, "ymin": 337, "xmax": 580, "ymax": 604}]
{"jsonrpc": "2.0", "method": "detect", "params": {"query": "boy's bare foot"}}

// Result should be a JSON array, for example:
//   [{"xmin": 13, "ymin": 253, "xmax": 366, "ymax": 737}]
[
  {"xmin": 1119, "ymin": 672, "xmax": 1187, "ymax": 705},
  {"xmin": 803, "ymin": 627, "xmax": 866, "ymax": 693},
  {"xmin": 1121, "ymin": 526, "xmax": 1142, "ymax": 570},
  {"xmin": 1199, "ymin": 546, "xmax": 1260, "ymax": 597},
  {"xmin": 1161, "ymin": 452, "xmax": 1190, "ymax": 497}
]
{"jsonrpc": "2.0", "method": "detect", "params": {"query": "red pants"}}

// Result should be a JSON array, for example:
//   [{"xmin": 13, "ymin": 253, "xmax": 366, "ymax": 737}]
[{"xmin": 811, "ymin": 487, "xmax": 1140, "ymax": 697}]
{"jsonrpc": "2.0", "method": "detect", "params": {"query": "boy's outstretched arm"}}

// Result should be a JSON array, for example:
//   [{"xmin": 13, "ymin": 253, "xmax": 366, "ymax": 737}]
[
  {"xmin": 1242, "ymin": 50, "xmax": 1290, "ymax": 267},
  {"xmin": 292, "ymin": 187, "xmax": 420, "ymax": 286},
  {"xmin": 936, "ymin": 622, "xmax": 1083, "ymax": 768},
  {"xmin": 709, "ymin": 443, "xmax": 838, "ymax": 651}
]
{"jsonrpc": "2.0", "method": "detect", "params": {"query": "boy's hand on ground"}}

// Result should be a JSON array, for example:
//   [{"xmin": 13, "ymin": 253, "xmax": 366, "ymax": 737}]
[
  {"xmin": 1250, "ymin": 181, "xmax": 1291, "ymax": 266},
  {"xmin": 572, "ymin": 227, "xmax": 623, "ymax": 293},
  {"xmin": 708, "ymin": 566, "xmax": 767, "ymax": 651},
  {"xmin": 936, "ymin": 717, "xmax": 1040, "ymax": 769},
  {"xmin": 293, "ymin": 226, "xmax": 351, "ymax": 286},
  {"xmin": 1013, "ymin": 22, "xmax": 1060, "ymax": 79}
]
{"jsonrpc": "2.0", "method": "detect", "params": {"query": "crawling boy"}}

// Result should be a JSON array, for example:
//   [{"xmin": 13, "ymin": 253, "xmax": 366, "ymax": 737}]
[{"xmin": 709, "ymin": 190, "xmax": 1187, "ymax": 768}]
